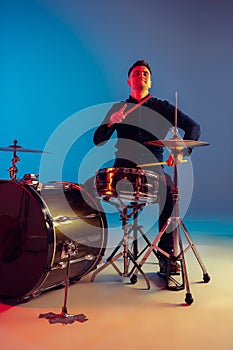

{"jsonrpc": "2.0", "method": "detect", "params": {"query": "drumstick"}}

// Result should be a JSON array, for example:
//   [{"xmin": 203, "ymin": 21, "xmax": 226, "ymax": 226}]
[
  {"xmin": 137, "ymin": 160, "xmax": 187, "ymax": 167},
  {"xmin": 108, "ymin": 94, "xmax": 153, "ymax": 127},
  {"xmin": 175, "ymin": 91, "xmax": 178, "ymax": 129}
]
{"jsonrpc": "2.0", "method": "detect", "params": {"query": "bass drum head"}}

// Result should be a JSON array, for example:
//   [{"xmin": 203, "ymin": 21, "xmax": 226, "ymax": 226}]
[{"xmin": 0, "ymin": 180, "xmax": 107, "ymax": 303}]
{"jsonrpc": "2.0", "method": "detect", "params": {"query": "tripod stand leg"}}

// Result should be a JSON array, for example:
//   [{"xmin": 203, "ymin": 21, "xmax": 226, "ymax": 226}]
[
  {"xmin": 91, "ymin": 211, "xmax": 151, "ymax": 288},
  {"xmin": 91, "ymin": 237, "xmax": 125, "ymax": 282},
  {"xmin": 130, "ymin": 210, "xmax": 158, "ymax": 260},
  {"xmin": 136, "ymin": 227, "xmax": 158, "ymax": 259},
  {"xmin": 180, "ymin": 220, "xmax": 211, "ymax": 283},
  {"xmin": 130, "ymin": 221, "xmax": 170, "ymax": 284},
  {"xmin": 122, "ymin": 219, "xmax": 150, "ymax": 288},
  {"xmin": 177, "ymin": 228, "xmax": 194, "ymax": 305},
  {"xmin": 132, "ymin": 211, "xmax": 139, "ymax": 260},
  {"xmin": 90, "ymin": 252, "xmax": 123, "ymax": 282},
  {"xmin": 106, "ymin": 238, "xmax": 124, "ymax": 262},
  {"xmin": 162, "ymin": 226, "xmax": 193, "ymax": 305},
  {"xmin": 127, "ymin": 251, "xmax": 150, "ymax": 289}
]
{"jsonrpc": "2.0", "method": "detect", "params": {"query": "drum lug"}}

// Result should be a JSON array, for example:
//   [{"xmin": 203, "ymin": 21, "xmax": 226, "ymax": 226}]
[
  {"xmin": 50, "ymin": 262, "xmax": 67, "ymax": 270},
  {"xmin": 44, "ymin": 266, "xmax": 52, "ymax": 273},
  {"xmin": 32, "ymin": 290, "xmax": 41, "ymax": 298},
  {"xmin": 45, "ymin": 214, "xmax": 53, "ymax": 228},
  {"xmin": 17, "ymin": 290, "xmax": 42, "ymax": 303}
]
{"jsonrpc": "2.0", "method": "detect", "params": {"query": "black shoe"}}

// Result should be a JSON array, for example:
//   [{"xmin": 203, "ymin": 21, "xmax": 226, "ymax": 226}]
[
  {"xmin": 158, "ymin": 259, "xmax": 181, "ymax": 277},
  {"xmin": 158, "ymin": 260, "xmax": 167, "ymax": 277}
]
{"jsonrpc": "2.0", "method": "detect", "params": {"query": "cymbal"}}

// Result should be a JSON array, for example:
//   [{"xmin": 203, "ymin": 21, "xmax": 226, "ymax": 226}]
[
  {"xmin": 0, "ymin": 144, "xmax": 49, "ymax": 154},
  {"xmin": 146, "ymin": 138, "xmax": 209, "ymax": 149}
]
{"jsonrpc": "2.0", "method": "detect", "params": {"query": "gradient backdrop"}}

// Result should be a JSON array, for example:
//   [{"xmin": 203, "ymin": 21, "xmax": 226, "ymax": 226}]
[{"xmin": 1, "ymin": 0, "xmax": 233, "ymax": 227}]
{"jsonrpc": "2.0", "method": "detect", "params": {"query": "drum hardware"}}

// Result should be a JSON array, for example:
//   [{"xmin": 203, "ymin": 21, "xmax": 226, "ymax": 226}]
[
  {"xmin": 46, "ymin": 181, "xmax": 75, "ymax": 190},
  {"xmin": 91, "ymin": 200, "xmax": 150, "ymax": 288},
  {"xmin": 52, "ymin": 213, "xmax": 100, "ymax": 225},
  {"xmin": 52, "ymin": 254, "xmax": 95, "ymax": 271},
  {"xmin": 20, "ymin": 173, "xmax": 40, "ymax": 190},
  {"xmin": 92, "ymin": 167, "xmax": 159, "ymax": 286},
  {"xmin": 61, "ymin": 239, "xmax": 79, "ymax": 259},
  {"xmin": 0, "ymin": 139, "xmax": 50, "ymax": 180},
  {"xmin": 8, "ymin": 154, "xmax": 20, "ymax": 180},
  {"xmin": 39, "ymin": 240, "xmax": 88, "ymax": 325},
  {"xmin": 130, "ymin": 208, "xmax": 158, "ymax": 264},
  {"xmin": 32, "ymin": 290, "xmax": 41, "ymax": 299},
  {"xmin": 131, "ymin": 94, "xmax": 211, "ymax": 305}
]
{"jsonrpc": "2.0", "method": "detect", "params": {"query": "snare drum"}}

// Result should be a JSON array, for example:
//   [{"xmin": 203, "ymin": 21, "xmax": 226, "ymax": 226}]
[
  {"xmin": 95, "ymin": 167, "xmax": 159, "ymax": 204},
  {"xmin": 0, "ymin": 180, "xmax": 107, "ymax": 303}
]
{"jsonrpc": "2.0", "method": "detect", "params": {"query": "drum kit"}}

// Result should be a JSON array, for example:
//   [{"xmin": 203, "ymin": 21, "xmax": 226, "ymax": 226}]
[{"xmin": 0, "ymin": 131, "xmax": 211, "ymax": 308}]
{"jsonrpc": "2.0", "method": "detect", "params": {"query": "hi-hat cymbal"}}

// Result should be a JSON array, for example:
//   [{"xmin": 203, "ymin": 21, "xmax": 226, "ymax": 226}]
[{"xmin": 146, "ymin": 138, "xmax": 209, "ymax": 149}]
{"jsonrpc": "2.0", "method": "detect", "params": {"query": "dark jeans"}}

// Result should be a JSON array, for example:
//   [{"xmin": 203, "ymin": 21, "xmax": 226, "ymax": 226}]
[{"xmin": 157, "ymin": 172, "xmax": 175, "ymax": 258}]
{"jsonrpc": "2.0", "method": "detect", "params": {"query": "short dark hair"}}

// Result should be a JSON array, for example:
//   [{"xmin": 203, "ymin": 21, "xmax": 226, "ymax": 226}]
[{"xmin": 128, "ymin": 60, "xmax": 152, "ymax": 77}]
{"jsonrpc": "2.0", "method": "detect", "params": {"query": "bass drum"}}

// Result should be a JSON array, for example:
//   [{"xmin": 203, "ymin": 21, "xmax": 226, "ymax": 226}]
[{"xmin": 0, "ymin": 180, "xmax": 107, "ymax": 303}]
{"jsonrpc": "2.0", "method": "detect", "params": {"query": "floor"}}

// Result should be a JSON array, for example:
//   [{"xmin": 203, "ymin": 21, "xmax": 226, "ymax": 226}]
[{"xmin": 0, "ymin": 219, "xmax": 233, "ymax": 350}]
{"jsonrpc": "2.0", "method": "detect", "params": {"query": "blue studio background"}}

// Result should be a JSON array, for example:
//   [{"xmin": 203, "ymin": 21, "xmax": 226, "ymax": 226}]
[{"xmin": 1, "ymin": 0, "xmax": 233, "ymax": 227}]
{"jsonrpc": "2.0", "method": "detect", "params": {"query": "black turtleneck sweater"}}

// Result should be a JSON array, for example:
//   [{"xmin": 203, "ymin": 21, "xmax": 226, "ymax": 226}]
[{"xmin": 93, "ymin": 95, "xmax": 200, "ymax": 171}]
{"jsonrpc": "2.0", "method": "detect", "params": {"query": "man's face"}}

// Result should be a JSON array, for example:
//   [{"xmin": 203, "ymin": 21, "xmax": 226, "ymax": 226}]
[{"xmin": 127, "ymin": 66, "xmax": 152, "ymax": 90}]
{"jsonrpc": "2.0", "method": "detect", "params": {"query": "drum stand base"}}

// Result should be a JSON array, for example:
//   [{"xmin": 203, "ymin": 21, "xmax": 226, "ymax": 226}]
[
  {"xmin": 38, "ymin": 310, "xmax": 88, "ymax": 325},
  {"xmin": 39, "ymin": 241, "xmax": 88, "ymax": 325},
  {"xmin": 131, "ymin": 216, "xmax": 211, "ymax": 304},
  {"xmin": 91, "ymin": 203, "xmax": 151, "ymax": 289}
]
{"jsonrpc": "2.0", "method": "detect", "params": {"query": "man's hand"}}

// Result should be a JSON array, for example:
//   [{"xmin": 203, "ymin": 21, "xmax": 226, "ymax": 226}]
[
  {"xmin": 108, "ymin": 104, "xmax": 127, "ymax": 126},
  {"xmin": 166, "ymin": 152, "xmax": 184, "ymax": 166}
]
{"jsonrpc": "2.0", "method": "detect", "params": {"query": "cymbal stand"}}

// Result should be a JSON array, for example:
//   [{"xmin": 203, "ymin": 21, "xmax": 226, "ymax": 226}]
[
  {"xmin": 39, "ymin": 240, "xmax": 88, "ymax": 324},
  {"xmin": 91, "ymin": 200, "xmax": 150, "ymax": 289},
  {"xmin": 8, "ymin": 140, "xmax": 20, "ymax": 180},
  {"xmin": 131, "ymin": 129, "xmax": 211, "ymax": 305}
]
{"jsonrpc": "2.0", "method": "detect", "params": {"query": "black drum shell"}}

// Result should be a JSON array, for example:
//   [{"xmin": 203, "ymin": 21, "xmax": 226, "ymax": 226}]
[{"xmin": 0, "ymin": 180, "xmax": 107, "ymax": 303}]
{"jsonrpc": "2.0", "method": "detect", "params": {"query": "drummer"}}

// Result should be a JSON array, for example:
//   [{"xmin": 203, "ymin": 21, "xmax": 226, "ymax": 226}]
[{"xmin": 93, "ymin": 60, "xmax": 201, "ymax": 276}]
